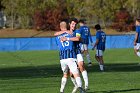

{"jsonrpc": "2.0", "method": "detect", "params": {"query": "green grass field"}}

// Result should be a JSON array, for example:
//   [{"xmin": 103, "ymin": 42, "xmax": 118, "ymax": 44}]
[{"xmin": 0, "ymin": 48, "xmax": 140, "ymax": 93}]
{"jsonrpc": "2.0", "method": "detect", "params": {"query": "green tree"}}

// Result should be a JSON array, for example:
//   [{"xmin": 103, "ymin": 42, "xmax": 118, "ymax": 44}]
[
  {"xmin": 1, "ymin": 0, "xmax": 57, "ymax": 29},
  {"xmin": 125, "ymin": 0, "xmax": 140, "ymax": 19}
]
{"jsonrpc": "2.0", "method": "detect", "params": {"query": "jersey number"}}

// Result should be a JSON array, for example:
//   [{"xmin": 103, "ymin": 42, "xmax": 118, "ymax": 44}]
[
  {"xmin": 61, "ymin": 41, "xmax": 69, "ymax": 47},
  {"xmin": 102, "ymin": 35, "xmax": 105, "ymax": 42}
]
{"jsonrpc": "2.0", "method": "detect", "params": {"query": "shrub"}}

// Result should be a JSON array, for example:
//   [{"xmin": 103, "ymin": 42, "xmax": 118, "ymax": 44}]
[
  {"xmin": 111, "ymin": 8, "xmax": 135, "ymax": 32},
  {"xmin": 33, "ymin": 7, "xmax": 69, "ymax": 31}
]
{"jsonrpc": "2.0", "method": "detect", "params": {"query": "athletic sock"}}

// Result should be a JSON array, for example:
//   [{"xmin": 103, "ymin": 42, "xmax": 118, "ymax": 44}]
[
  {"xmin": 99, "ymin": 64, "xmax": 104, "ymax": 71},
  {"xmin": 75, "ymin": 77, "xmax": 82, "ymax": 87},
  {"xmin": 82, "ymin": 70, "xmax": 88, "ymax": 89},
  {"xmin": 86, "ymin": 54, "xmax": 91, "ymax": 63},
  {"xmin": 60, "ymin": 77, "xmax": 67, "ymax": 92},
  {"xmin": 137, "ymin": 52, "xmax": 140, "ymax": 57},
  {"xmin": 70, "ymin": 76, "xmax": 77, "ymax": 87}
]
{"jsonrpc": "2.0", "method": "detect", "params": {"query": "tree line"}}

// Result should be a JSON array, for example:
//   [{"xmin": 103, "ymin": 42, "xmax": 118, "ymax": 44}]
[{"xmin": 1, "ymin": 0, "xmax": 140, "ymax": 31}]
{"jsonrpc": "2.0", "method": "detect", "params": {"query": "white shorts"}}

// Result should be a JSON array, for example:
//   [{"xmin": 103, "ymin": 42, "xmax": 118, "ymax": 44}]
[
  {"xmin": 96, "ymin": 50, "xmax": 103, "ymax": 56},
  {"xmin": 81, "ymin": 44, "xmax": 88, "ymax": 51},
  {"xmin": 60, "ymin": 58, "xmax": 79, "ymax": 74},
  {"xmin": 77, "ymin": 54, "xmax": 84, "ymax": 63},
  {"xmin": 134, "ymin": 43, "xmax": 140, "ymax": 50}
]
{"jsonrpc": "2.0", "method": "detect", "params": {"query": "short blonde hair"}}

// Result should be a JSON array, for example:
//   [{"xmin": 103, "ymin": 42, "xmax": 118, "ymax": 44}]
[{"xmin": 60, "ymin": 21, "xmax": 67, "ymax": 29}]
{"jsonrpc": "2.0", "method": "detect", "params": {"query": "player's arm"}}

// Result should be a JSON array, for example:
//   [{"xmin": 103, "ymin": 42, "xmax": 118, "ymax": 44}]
[
  {"xmin": 92, "ymin": 32, "xmax": 99, "ymax": 50},
  {"xmin": 61, "ymin": 33, "xmax": 81, "ymax": 41},
  {"xmin": 54, "ymin": 31, "xmax": 65, "ymax": 36},
  {"xmin": 134, "ymin": 32, "xmax": 138, "ymax": 46},
  {"xmin": 54, "ymin": 30, "xmax": 71, "ymax": 36},
  {"xmin": 92, "ymin": 39, "xmax": 99, "ymax": 50},
  {"xmin": 69, "ymin": 32, "xmax": 81, "ymax": 41},
  {"xmin": 88, "ymin": 30, "xmax": 93, "ymax": 45},
  {"xmin": 69, "ymin": 36, "xmax": 80, "ymax": 41},
  {"xmin": 61, "ymin": 36, "xmax": 80, "ymax": 41}
]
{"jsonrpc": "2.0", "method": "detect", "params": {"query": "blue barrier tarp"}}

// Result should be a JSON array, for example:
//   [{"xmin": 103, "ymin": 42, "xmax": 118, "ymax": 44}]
[{"xmin": 0, "ymin": 35, "xmax": 135, "ymax": 51}]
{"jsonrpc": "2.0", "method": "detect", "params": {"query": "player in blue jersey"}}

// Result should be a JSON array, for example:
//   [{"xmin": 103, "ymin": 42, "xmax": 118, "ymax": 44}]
[
  {"xmin": 92, "ymin": 24, "xmax": 106, "ymax": 71},
  {"xmin": 79, "ymin": 19, "xmax": 93, "ymax": 66},
  {"xmin": 55, "ymin": 21, "xmax": 85, "ymax": 93},
  {"xmin": 60, "ymin": 18, "xmax": 89, "ymax": 92},
  {"xmin": 134, "ymin": 18, "xmax": 140, "ymax": 57}
]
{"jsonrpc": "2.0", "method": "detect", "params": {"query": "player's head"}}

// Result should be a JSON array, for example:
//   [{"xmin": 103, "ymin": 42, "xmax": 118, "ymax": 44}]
[
  {"xmin": 69, "ymin": 18, "xmax": 78, "ymax": 31},
  {"xmin": 79, "ymin": 19, "xmax": 86, "ymax": 26},
  {"xmin": 60, "ymin": 21, "xmax": 67, "ymax": 31},
  {"xmin": 136, "ymin": 18, "xmax": 140, "ymax": 26},
  {"xmin": 95, "ymin": 24, "xmax": 101, "ymax": 30}
]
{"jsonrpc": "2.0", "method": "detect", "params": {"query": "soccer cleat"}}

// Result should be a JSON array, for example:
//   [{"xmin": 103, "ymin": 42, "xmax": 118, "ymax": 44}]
[
  {"xmin": 78, "ymin": 87, "xmax": 85, "ymax": 93},
  {"xmin": 84, "ymin": 86, "xmax": 88, "ymax": 91},
  {"xmin": 60, "ymin": 89, "xmax": 64, "ymax": 93},
  {"xmin": 72, "ymin": 86, "xmax": 78, "ymax": 93},
  {"xmin": 88, "ymin": 63, "xmax": 92, "ymax": 67}
]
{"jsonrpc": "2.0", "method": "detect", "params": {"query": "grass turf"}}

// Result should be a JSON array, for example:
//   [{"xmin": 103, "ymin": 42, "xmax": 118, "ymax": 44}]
[{"xmin": 0, "ymin": 48, "xmax": 140, "ymax": 93}]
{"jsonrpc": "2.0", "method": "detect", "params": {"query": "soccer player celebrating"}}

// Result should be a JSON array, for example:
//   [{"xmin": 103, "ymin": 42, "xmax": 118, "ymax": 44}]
[
  {"xmin": 79, "ymin": 19, "xmax": 93, "ymax": 66},
  {"xmin": 55, "ymin": 21, "xmax": 85, "ymax": 93},
  {"xmin": 61, "ymin": 18, "xmax": 89, "ymax": 92},
  {"xmin": 134, "ymin": 18, "xmax": 140, "ymax": 57},
  {"xmin": 92, "ymin": 24, "xmax": 106, "ymax": 71}
]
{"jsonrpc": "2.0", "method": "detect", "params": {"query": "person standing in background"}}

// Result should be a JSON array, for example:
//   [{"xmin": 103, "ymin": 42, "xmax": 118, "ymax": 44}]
[
  {"xmin": 92, "ymin": 24, "xmax": 106, "ymax": 71},
  {"xmin": 134, "ymin": 18, "xmax": 140, "ymax": 57},
  {"xmin": 79, "ymin": 19, "xmax": 93, "ymax": 66}
]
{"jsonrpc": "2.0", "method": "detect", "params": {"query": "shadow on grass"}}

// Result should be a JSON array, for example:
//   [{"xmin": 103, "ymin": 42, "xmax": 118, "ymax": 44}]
[
  {"xmin": 92, "ymin": 88, "xmax": 140, "ymax": 93},
  {"xmin": 0, "ymin": 63, "xmax": 139, "ymax": 79},
  {"xmin": 0, "ymin": 64, "xmax": 62, "ymax": 79},
  {"xmin": 86, "ymin": 63, "xmax": 140, "ymax": 72}
]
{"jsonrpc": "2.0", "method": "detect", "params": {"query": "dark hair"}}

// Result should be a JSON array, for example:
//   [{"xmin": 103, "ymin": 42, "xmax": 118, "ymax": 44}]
[
  {"xmin": 136, "ymin": 18, "xmax": 140, "ymax": 22},
  {"xmin": 95, "ymin": 24, "xmax": 101, "ymax": 30},
  {"xmin": 69, "ymin": 18, "xmax": 78, "ymax": 24},
  {"xmin": 61, "ymin": 19, "xmax": 68, "ymax": 23},
  {"xmin": 79, "ymin": 19, "xmax": 85, "ymax": 24}
]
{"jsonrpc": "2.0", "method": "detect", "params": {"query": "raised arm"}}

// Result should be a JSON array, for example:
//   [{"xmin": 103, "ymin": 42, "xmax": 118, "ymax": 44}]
[
  {"xmin": 61, "ymin": 35, "xmax": 80, "ymax": 42},
  {"xmin": 88, "ymin": 30, "xmax": 93, "ymax": 44},
  {"xmin": 54, "ymin": 31, "xmax": 65, "ymax": 36},
  {"xmin": 61, "ymin": 31, "xmax": 81, "ymax": 42},
  {"xmin": 54, "ymin": 30, "xmax": 72, "ymax": 36}
]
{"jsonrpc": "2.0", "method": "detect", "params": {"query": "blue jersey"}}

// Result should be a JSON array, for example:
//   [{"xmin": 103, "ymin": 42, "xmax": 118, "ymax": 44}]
[
  {"xmin": 96, "ymin": 30, "xmax": 106, "ymax": 51},
  {"xmin": 56, "ymin": 33, "xmax": 76, "ymax": 60},
  {"xmin": 136, "ymin": 26, "xmax": 140, "ymax": 43},
  {"xmin": 73, "ymin": 29, "xmax": 81, "ymax": 54},
  {"xmin": 79, "ymin": 26, "xmax": 93, "ymax": 44}
]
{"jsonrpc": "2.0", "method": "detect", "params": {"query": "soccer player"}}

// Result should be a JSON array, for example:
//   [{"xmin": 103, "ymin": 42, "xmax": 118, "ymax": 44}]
[
  {"xmin": 92, "ymin": 24, "xmax": 106, "ymax": 71},
  {"xmin": 79, "ymin": 19, "xmax": 93, "ymax": 66},
  {"xmin": 55, "ymin": 21, "xmax": 85, "ymax": 93},
  {"xmin": 61, "ymin": 18, "xmax": 89, "ymax": 92},
  {"xmin": 134, "ymin": 18, "xmax": 140, "ymax": 57}
]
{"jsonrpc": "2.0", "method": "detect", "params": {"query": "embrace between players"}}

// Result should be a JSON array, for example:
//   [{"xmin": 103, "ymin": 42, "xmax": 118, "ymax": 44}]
[{"xmin": 54, "ymin": 18, "xmax": 106, "ymax": 93}]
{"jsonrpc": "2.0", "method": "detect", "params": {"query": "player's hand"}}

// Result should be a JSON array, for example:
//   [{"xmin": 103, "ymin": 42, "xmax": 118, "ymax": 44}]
[
  {"xmin": 60, "ymin": 37, "xmax": 67, "ymax": 42},
  {"xmin": 92, "ymin": 47, "xmax": 94, "ymax": 50},
  {"xmin": 91, "ymin": 43, "xmax": 94, "ymax": 46},
  {"xmin": 65, "ymin": 30, "xmax": 72, "ymax": 35},
  {"xmin": 134, "ymin": 42, "xmax": 137, "ymax": 46}
]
